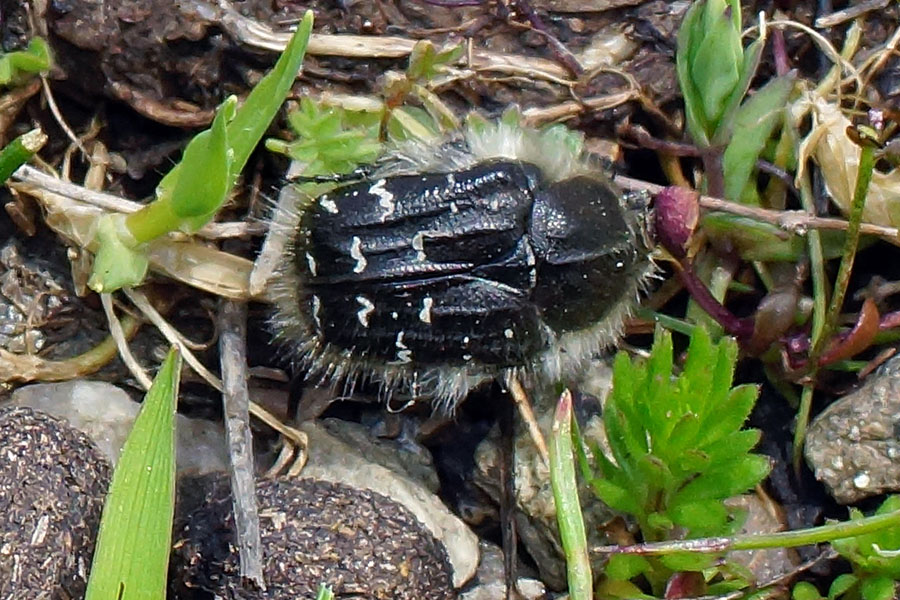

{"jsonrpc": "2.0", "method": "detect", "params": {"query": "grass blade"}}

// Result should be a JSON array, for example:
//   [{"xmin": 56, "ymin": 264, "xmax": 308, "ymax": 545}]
[
  {"xmin": 85, "ymin": 348, "xmax": 182, "ymax": 600},
  {"xmin": 550, "ymin": 390, "xmax": 593, "ymax": 600}
]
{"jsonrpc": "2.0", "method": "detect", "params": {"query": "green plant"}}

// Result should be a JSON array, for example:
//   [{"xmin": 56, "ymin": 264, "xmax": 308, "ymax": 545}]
[
  {"xmin": 676, "ymin": 0, "xmax": 795, "ymax": 202},
  {"xmin": 265, "ymin": 98, "xmax": 382, "ymax": 177},
  {"xmin": 794, "ymin": 496, "xmax": 900, "ymax": 600},
  {"xmin": 0, "ymin": 37, "xmax": 51, "ymax": 86},
  {"xmin": 574, "ymin": 327, "xmax": 770, "ymax": 596},
  {"xmin": 85, "ymin": 348, "xmax": 182, "ymax": 600},
  {"xmin": 88, "ymin": 11, "xmax": 314, "ymax": 293}
]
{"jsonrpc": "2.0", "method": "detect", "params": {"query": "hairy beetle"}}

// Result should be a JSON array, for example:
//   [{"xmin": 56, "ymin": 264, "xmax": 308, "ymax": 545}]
[{"xmin": 268, "ymin": 121, "xmax": 655, "ymax": 411}]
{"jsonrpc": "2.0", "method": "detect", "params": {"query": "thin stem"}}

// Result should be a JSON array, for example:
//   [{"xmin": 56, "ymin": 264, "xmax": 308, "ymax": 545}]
[
  {"xmin": 792, "ymin": 170, "xmax": 828, "ymax": 473},
  {"xmin": 815, "ymin": 143, "xmax": 875, "ymax": 355},
  {"xmin": 594, "ymin": 508, "xmax": 900, "ymax": 556}
]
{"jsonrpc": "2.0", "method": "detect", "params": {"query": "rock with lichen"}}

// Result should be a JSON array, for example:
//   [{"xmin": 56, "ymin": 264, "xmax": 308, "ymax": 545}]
[
  {"xmin": 806, "ymin": 354, "xmax": 900, "ymax": 503},
  {"xmin": 171, "ymin": 476, "xmax": 457, "ymax": 600},
  {"xmin": 0, "ymin": 406, "xmax": 111, "ymax": 599}
]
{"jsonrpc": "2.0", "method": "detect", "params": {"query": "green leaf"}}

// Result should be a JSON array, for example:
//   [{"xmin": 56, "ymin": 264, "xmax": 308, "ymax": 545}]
[
  {"xmin": 170, "ymin": 98, "xmax": 233, "ymax": 228},
  {"xmin": 698, "ymin": 385, "xmax": 757, "ymax": 447},
  {"xmin": 669, "ymin": 498, "xmax": 728, "ymax": 535},
  {"xmin": 793, "ymin": 582, "xmax": 825, "ymax": 600},
  {"xmin": 676, "ymin": 0, "xmax": 711, "ymax": 145},
  {"xmin": 860, "ymin": 576, "xmax": 895, "ymax": 600},
  {"xmin": 674, "ymin": 454, "xmax": 771, "ymax": 503},
  {"xmin": 828, "ymin": 574, "xmax": 858, "ymax": 599},
  {"xmin": 590, "ymin": 477, "xmax": 640, "ymax": 516},
  {"xmin": 225, "ymin": 12, "xmax": 313, "ymax": 180},
  {"xmin": 659, "ymin": 551, "xmax": 717, "ymax": 572},
  {"xmin": 0, "ymin": 37, "xmax": 52, "ymax": 85},
  {"xmin": 690, "ymin": 12, "xmax": 742, "ymax": 127},
  {"xmin": 722, "ymin": 74, "xmax": 795, "ymax": 202},
  {"xmin": 605, "ymin": 554, "xmax": 651, "ymax": 581},
  {"xmin": 698, "ymin": 429, "xmax": 762, "ymax": 466},
  {"xmin": 0, "ymin": 128, "xmax": 47, "ymax": 184},
  {"xmin": 87, "ymin": 215, "xmax": 149, "ymax": 292},
  {"xmin": 86, "ymin": 349, "xmax": 182, "ymax": 600},
  {"xmin": 315, "ymin": 584, "xmax": 336, "ymax": 600}
]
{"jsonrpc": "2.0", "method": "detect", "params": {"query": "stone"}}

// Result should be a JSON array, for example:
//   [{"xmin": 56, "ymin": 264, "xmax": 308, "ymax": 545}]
[
  {"xmin": 8, "ymin": 379, "xmax": 227, "ymax": 475},
  {"xmin": 805, "ymin": 355, "xmax": 900, "ymax": 503}
]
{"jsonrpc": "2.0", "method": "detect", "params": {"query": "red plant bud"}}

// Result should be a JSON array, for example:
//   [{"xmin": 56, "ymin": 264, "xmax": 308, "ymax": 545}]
[{"xmin": 654, "ymin": 186, "xmax": 699, "ymax": 259}]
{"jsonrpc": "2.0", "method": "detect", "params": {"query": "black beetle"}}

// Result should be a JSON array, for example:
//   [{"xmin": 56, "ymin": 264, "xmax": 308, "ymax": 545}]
[{"xmin": 269, "ymin": 121, "xmax": 654, "ymax": 411}]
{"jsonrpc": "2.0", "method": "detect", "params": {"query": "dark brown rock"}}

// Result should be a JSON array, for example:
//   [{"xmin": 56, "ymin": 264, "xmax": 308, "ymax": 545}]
[
  {"xmin": 172, "ymin": 476, "xmax": 457, "ymax": 600},
  {"xmin": 0, "ymin": 406, "xmax": 111, "ymax": 599}
]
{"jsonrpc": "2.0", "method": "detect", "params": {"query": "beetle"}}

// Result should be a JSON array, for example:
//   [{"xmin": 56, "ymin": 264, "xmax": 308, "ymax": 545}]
[{"xmin": 268, "ymin": 120, "xmax": 655, "ymax": 412}]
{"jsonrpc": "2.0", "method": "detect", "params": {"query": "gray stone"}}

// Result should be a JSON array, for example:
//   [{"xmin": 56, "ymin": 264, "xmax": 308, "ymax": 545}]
[
  {"xmin": 805, "ymin": 354, "xmax": 900, "ymax": 503},
  {"xmin": 459, "ymin": 541, "xmax": 546, "ymax": 600},
  {"xmin": 724, "ymin": 495, "xmax": 796, "ymax": 584},
  {"xmin": 474, "ymin": 362, "xmax": 618, "ymax": 591},
  {"xmin": 7, "ymin": 379, "xmax": 228, "ymax": 475}
]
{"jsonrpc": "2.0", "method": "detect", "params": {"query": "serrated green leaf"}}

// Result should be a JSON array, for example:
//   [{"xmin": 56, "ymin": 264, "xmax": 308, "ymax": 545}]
[
  {"xmin": 663, "ymin": 413, "xmax": 701, "ymax": 459},
  {"xmin": 606, "ymin": 554, "xmax": 652, "ymax": 581},
  {"xmin": 86, "ymin": 349, "xmax": 181, "ymax": 600},
  {"xmin": 669, "ymin": 498, "xmax": 728, "ymax": 535},
  {"xmin": 679, "ymin": 324, "xmax": 714, "ymax": 404},
  {"xmin": 697, "ymin": 429, "xmax": 761, "ymax": 467},
  {"xmin": 722, "ymin": 74, "xmax": 795, "ymax": 202},
  {"xmin": 674, "ymin": 454, "xmax": 770, "ymax": 503},
  {"xmin": 590, "ymin": 478, "xmax": 640, "ymax": 515},
  {"xmin": 698, "ymin": 385, "xmax": 758, "ymax": 447}
]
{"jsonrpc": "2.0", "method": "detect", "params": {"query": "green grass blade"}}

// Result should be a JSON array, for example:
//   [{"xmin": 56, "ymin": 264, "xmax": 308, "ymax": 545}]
[
  {"xmin": 0, "ymin": 128, "xmax": 46, "ymax": 183},
  {"xmin": 549, "ymin": 390, "xmax": 593, "ymax": 600},
  {"xmin": 85, "ymin": 348, "xmax": 182, "ymax": 600}
]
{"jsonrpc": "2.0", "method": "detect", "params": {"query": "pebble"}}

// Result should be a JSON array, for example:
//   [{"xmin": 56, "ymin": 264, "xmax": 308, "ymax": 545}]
[{"xmin": 805, "ymin": 354, "xmax": 900, "ymax": 503}]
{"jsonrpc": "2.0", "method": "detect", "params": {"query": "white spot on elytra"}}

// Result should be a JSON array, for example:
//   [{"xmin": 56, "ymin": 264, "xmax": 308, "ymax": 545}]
[
  {"xmin": 319, "ymin": 196, "xmax": 339, "ymax": 213},
  {"xmin": 305, "ymin": 252, "xmax": 318, "ymax": 276},
  {"xmin": 411, "ymin": 232, "xmax": 426, "ymax": 261},
  {"xmin": 370, "ymin": 179, "xmax": 395, "ymax": 220},
  {"xmin": 463, "ymin": 336, "xmax": 470, "ymax": 344},
  {"xmin": 463, "ymin": 353, "xmax": 473, "ymax": 361},
  {"xmin": 504, "ymin": 328, "xmax": 514, "ymax": 339},
  {"xmin": 311, "ymin": 295, "xmax": 322, "ymax": 330},
  {"xmin": 356, "ymin": 296, "xmax": 375, "ymax": 327},
  {"xmin": 449, "ymin": 202, "xmax": 459, "ymax": 214},
  {"xmin": 391, "ymin": 311, "xmax": 399, "ymax": 320},
  {"xmin": 419, "ymin": 297, "xmax": 433, "ymax": 324},
  {"xmin": 350, "ymin": 236, "xmax": 367, "ymax": 273},
  {"xmin": 393, "ymin": 331, "xmax": 412, "ymax": 363}
]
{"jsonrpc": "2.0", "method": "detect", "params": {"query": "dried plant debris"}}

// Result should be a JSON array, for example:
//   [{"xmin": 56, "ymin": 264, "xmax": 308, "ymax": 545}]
[
  {"xmin": 0, "ymin": 406, "xmax": 111, "ymax": 599},
  {"xmin": 171, "ymin": 476, "xmax": 457, "ymax": 600}
]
